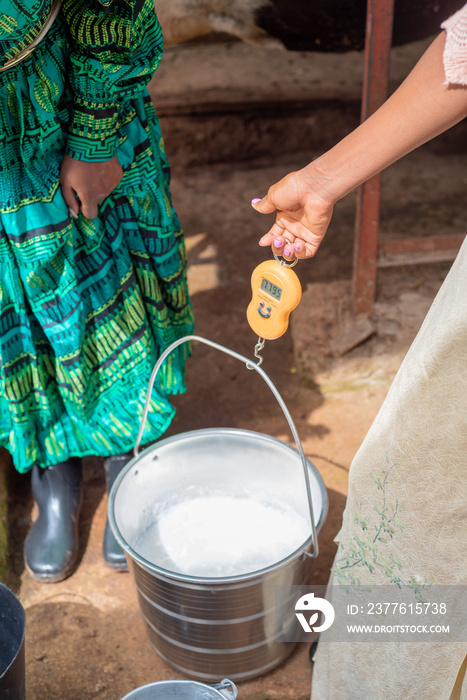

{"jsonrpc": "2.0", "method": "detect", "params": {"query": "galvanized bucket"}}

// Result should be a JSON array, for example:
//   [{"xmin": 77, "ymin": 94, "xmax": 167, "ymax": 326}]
[
  {"xmin": 109, "ymin": 336, "xmax": 328, "ymax": 682},
  {"xmin": 0, "ymin": 583, "xmax": 26, "ymax": 700},
  {"xmin": 121, "ymin": 678, "xmax": 237, "ymax": 700}
]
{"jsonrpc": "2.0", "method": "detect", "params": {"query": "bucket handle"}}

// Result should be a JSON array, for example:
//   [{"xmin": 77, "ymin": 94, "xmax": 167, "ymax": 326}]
[
  {"xmin": 211, "ymin": 678, "xmax": 238, "ymax": 699},
  {"xmin": 134, "ymin": 335, "xmax": 318, "ymax": 559}
]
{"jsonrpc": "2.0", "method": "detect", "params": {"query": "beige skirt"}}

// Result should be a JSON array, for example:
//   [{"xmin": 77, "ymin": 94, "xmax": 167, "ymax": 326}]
[{"xmin": 311, "ymin": 236, "xmax": 467, "ymax": 699}]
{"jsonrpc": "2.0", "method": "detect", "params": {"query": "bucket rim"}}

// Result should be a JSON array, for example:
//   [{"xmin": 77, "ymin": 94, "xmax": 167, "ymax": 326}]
[
  {"xmin": 120, "ymin": 677, "xmax": 237, "ymax": 700},
  {"xmin": 108, "ymin": 427, "xmax": 328, "ymax": 585},
  {"xmin": 0, "ymin": 583, "xmax": 26, "ymax": 680}
]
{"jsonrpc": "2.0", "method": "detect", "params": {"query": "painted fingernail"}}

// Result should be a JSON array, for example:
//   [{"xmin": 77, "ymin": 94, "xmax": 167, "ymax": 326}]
[
  {"xmin": 274, "ymin": 239, "xmax": 283, "ymax": 247},
  {"xmin": 294, "ymin": 242, "xmax": 301, "ymax": 251},
  {"xmin": 251, "ymin": 198, "xmax": 263, "ymax": 204},
  {"xmin": 284, "ymin": 247, "xmax": 292, "ymax": 256}
]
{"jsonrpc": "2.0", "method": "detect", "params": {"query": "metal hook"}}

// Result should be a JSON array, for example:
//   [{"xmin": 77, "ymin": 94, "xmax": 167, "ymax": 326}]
[
  {"xmin": 273, "ymin": 249, "xmax": 298, "ymax": 268},
  {"xmin": 246, "ymin": 337, "xmax": 265, "ymax": 369}
]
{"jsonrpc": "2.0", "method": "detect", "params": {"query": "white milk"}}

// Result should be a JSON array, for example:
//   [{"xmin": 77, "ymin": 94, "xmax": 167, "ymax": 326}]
[{"xmin": 134, "ymin": 489, "xmax": 310, "ymax": 577}]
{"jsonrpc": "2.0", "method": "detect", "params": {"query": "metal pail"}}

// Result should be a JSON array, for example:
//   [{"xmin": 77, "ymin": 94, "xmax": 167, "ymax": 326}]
[
  {"xmin": 109, "ymin": 336, "xmax": 328, "ymax": 682},
  {"xmin": 121, "ymin": 678, "xmax": 237, "ymax": 699},
  {"xmin": 0, "ymin": 584, "xmax": 26, "ymax": 700}
]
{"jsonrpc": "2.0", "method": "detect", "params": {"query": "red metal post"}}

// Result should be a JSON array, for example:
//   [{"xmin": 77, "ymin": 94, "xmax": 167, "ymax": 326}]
[{"xmin": 352, "ymin": 0, "xmax": 395, "ymax": 315}]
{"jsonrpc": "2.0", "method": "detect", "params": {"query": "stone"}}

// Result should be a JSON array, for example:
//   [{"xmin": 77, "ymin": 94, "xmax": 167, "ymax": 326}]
[{"xmin": 329, "ymin": 314, "xmax": 376, "ymax": 357}]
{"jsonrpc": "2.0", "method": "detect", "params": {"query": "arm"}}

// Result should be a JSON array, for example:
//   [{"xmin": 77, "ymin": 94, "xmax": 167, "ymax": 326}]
[
  {"xmin": 252, "ymin": 31, "xmax": 467, "ymax": 259},
  {"xmin": 60, "ymin": 0, "xmax": 163, "ymax": 218}
]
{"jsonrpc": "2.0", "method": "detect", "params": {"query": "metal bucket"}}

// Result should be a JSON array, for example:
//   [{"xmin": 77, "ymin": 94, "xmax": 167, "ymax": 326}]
[
  {"xmin": 121, "ymin": 678, "xmax": 237, "ymax": 699},
  {"xmin": 109, "ymin": 336, "xmax": 328, "ymax": 682},
  {"xmin": 0, "ymin": 584, "xmax": 26, "ymax": 700}
]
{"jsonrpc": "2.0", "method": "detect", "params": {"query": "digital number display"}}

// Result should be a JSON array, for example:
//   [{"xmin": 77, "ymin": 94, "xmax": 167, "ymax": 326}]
[{"xmin": 261, "ymin": 277, "xmax": 283, "ymax": 301}]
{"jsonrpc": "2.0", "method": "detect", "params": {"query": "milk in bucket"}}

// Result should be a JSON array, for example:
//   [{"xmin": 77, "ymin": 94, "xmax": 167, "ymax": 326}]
[{"xmin": 134, "ymin": 487, "xmax": 310, "ymax": 577}]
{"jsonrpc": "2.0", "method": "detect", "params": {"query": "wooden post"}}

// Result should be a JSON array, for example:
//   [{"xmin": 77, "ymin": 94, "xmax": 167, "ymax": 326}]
[{"xmin": 352, "ymin": 0, "xmax": 395, "ymax": 315}]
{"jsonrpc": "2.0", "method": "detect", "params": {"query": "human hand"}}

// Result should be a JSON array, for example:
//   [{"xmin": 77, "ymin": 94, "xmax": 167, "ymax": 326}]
[
  {"xmin": 60, "ymin": 155, "xmax": 124, "ymax": 219},
  {"xmin": 251, "ymin": 166, "xmax": 335, "ymax": 261}
]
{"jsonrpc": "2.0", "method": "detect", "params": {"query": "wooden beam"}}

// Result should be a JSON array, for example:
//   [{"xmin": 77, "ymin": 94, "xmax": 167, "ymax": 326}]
[{"xmin": 377, "ymin": 233, "xmax": 465, "ymax": 267}]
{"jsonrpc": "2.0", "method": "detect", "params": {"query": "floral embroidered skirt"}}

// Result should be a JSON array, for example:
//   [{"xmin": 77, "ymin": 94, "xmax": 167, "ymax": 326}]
[
  {"xmin": 0, "ymin": 19, "xmax": 194, "ymax": 473},
  {"xmin": 311, "ymin": 237, "xmax": 467, "ymax": 698}
]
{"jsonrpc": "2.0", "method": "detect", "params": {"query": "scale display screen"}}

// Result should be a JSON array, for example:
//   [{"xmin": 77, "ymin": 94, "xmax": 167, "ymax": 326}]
[{"xmin": 261, "ymin": 277, "xmax": 283, "ymax": 301}]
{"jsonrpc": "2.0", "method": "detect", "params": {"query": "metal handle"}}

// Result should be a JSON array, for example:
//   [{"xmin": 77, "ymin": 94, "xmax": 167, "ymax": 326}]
[
  {"xmin": 212, "ymin": 679, "xmax": 238, "ymax": 700},
  {"xmin": 134, "ymin": 335, "xmax": 319, "ymax": 558}
]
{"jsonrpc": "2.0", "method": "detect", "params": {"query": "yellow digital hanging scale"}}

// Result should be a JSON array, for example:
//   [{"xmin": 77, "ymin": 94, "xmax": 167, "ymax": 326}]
[{"xmin": 247, "ymin": 253, "xmax": 302, "ymax": 342}]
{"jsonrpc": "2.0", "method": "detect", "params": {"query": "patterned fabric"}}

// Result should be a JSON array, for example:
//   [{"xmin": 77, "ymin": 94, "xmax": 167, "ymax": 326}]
[
  {"xmin": 0, "ymin": 2, "xmax": 194, "ymax": 473},
  {"xmin": 442, "ymin": 2, "xmax": 467, "ymax": 85},
  {"xmin": 1, "ymin": 0, "xmax": 53, "ymax": 63}
]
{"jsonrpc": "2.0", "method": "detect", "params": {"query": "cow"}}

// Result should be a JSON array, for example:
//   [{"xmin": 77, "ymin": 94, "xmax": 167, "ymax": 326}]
[{"xmin": 155, "ymin": 0, "xmax": 466, "ymax": 52}]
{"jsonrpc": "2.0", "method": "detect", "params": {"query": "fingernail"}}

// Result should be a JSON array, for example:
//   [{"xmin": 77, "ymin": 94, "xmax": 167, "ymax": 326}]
[
  {"xmin": 294, "ymin": 242, "xmax": 300, "ymax": 251},
  {"xmin": 284, "ymin": 247, "xmax": 292, "ymax": 256},
  {"xmin": 68, "ymin": 207, "xmax": 78, "ymax": 219},
  {"xmin": 274, "ymin": 239, "xmax": 283, "ymax": 247},
  {"xmin": 251, "ymin": 198, "xmax": 262, "ymax": 204}
]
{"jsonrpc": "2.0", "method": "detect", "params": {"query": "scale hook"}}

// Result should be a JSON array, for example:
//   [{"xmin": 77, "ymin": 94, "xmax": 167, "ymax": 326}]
[{"xmin": 247, "ymin": 337, "xmax": 265, "ymax": 369}]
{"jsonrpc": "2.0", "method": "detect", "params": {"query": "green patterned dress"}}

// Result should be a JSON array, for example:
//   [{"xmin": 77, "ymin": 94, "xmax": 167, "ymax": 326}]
[{"xmin": 0, "ymin": 0, "xmax": 194, "ymax": 473}]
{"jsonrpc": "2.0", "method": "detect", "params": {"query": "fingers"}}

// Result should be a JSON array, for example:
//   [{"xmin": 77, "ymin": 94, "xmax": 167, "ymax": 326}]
[
  {"xmin": 62, "ymin": 190, "xmax": 99, "ymax": 220},
  {"xmin": 60, "ymin": 167, "xmax": 96, "ymax": 220},
  {"xmin": 260, "ymin": 234, "xmax": 316, "ymax": 259},
  {"xmin": 258, "ymin": 219, "xmax": 321, "ymax": 260},
  {"xmin": 61, "ymin": 180, "xmax": 99, "ymax": 221},
  {"xmin": 60, "ymin": 182, "xmax": 80, "ymax": 218},
  {"xmin": 80, "ymin": 199, "xmax": 99, "ymax": 220},
  {"xmin": 276, "ymin": 236, "xmax": 296, "ymax": 261},
  {"xmin": 275, "ymin": 235, "xmax": 317, "ymax": 260},
  {"xmin": 258, "ymin": 231, "xmax": 299, "ymax": 262},
  {"xmin": 59, "ymin": 155, "xmax": 124, "ymax": 221},
  {"xmin": 292, "ymin": 238, "xmax": 316, "ymax": 259}
]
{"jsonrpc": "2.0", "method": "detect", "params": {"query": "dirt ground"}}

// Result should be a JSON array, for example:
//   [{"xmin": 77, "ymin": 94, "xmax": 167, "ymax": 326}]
[{"xmin": 4, "ymin": 37, "xmax": 467, "ymax": 699}]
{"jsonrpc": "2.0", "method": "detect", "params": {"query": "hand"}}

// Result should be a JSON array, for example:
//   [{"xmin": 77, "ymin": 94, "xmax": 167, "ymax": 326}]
[
  {"xmin": 251, "ymin": 166, "xmax": 335, "ymax": 261},
  {"xmin": 60, "ymin": 155, "xmax": 124, "ymax": 219}
]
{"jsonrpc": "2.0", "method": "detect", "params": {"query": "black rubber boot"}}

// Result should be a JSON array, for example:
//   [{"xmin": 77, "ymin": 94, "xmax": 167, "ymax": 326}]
[
  {"xmin": 102, "ymin": 453, "xmax": 131, "ymax": 572},
  {"xmin": 24, "ymin": 458, "xmax": 82, "ymax": 583},
  {"xmin": 309, "ymin": 637, "xmax": 319, "ymax": 667}
]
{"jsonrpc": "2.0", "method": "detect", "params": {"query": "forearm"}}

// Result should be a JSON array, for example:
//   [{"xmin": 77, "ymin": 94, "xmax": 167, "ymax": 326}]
[
  {"xmin": 253, "ymin": 27, "xmax": 467, "ymax": 259},
  {"xmin": 309, "ymin": 32, "xmax": 467, "ymax": 205}
]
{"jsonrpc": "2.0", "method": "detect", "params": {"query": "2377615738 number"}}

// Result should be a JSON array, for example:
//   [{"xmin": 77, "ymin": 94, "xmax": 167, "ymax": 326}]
[{"xmin": 366, "ymin": 602, "xmax": 447, "ymax": 615}]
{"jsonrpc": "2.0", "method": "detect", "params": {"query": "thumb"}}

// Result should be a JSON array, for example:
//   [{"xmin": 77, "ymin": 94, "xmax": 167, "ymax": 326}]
[{"xmin": 251, "ymin": 195, "xmax": 276, "ymax": 214}]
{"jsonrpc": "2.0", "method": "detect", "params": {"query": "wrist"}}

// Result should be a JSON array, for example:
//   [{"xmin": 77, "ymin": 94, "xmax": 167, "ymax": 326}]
[{"xmin": 301, "ymin": 158, "xmax": 342, "ymax": 209}]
